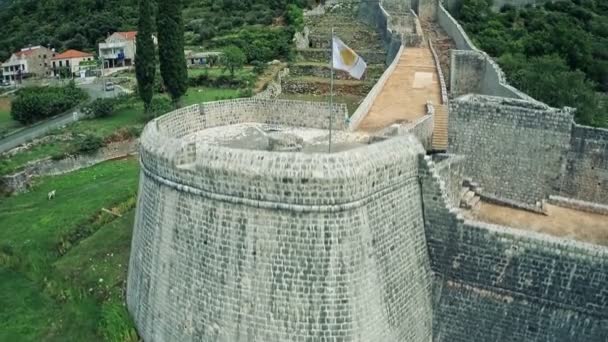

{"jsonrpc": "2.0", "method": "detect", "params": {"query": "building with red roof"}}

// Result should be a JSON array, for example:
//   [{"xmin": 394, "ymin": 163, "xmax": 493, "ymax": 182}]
[
  {"xmin": 2, "ymin": 45, "xmax": 55, "ymax": 84},
  {"xmin": 51, "ymin": 49, "xmax": 95, "ymax": 77}
]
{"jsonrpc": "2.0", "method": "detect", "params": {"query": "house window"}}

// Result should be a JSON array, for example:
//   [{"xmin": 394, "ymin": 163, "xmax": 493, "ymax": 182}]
[
  {"xmin": 52, "ymin": 62, "xmax": 56, "ymax": 68},
  {"xmin": 43, "ymin": 54, "xmax": 47, "ymax": 59},
  {"xmin": 66, "ymin": 60, "xmax": 70, "ymax": 67},
  {"xmin": 59, "ymin": 61, "xmax": 63, "ymax": 67}
]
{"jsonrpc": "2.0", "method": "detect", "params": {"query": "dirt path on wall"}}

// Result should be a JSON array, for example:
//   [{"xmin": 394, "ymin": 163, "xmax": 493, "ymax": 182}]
[
  {"xmin": 356, "ymin": 47, "xmax": 442, "ymax": 132},
  {"xmin": 468, "ymin": 202, "xmax": 608, "ymax": 246}
]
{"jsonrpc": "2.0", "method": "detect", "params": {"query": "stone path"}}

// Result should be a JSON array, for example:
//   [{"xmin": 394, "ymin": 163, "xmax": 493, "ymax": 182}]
[
  {"xmin": 356, "ymin": 46, "xmax": 442, "ymax": 132},
  {"xmin": 467, "ymin": 202, "xmax": 608, "ymax": 246}
]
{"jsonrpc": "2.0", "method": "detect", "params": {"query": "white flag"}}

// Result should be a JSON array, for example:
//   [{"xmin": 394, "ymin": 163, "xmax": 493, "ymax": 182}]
[{"xmin": 332, "ymin": 36, "xmax": 367, "ymax": 80}]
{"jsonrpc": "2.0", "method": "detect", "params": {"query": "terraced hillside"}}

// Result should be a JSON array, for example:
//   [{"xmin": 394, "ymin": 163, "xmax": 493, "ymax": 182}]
[{"xmin": 279, "ymin": 7, "xmax": 387, "ymax": 115}]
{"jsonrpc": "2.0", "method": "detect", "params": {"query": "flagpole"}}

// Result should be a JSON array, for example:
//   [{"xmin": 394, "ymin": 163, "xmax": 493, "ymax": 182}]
[{"xmin": 328, "ymin": 27, "xmax": 334, "ymax": 154}]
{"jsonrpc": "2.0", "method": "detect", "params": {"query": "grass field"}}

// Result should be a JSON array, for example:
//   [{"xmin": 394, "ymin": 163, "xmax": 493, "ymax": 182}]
[
  {"xmin": 187, "ymin": 66, "xmax": 254, "ymax": 78},
  {"xmin": 0, "ymin": 97, "xmax": 20, "ymax": 138},
  {"xmin": 0, "ymin": 159, "xmax": 140, "ymax": 341},
  {"xmin": 0, "ymin": 102, "xmax": 145, "ymax": 176}
]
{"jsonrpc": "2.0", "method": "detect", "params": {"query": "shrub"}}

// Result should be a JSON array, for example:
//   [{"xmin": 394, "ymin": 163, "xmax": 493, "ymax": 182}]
[
  {"xmin": 83, "ymin": 98, "xmax": 115, "ymax": 118},
  {"xmin": 72, "ymin": 134, "xmax": 104, "ymax": 154},
  {"xmin": 252, "ymin": 60, "xmax": 268, "ymax": 75},
  {"xmin": 11, "ymin": 83, "xmax": 88, "ymax": 124},
  {"xmin": 143, "ymin": 97, "xmax": 173, "ymax": 122}
]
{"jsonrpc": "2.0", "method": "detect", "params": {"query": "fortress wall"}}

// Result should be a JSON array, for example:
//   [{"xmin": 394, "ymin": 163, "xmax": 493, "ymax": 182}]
[
  {"xmin": 438, "ymin": 3, "xmax": 536, "ymax": 100},
  {"xmin": 419, "ymin": 156, "xmax": 608, "ymax": 342},
  {"xmin": 358, "ymin": 0, "xmax": 402, "ymax": 64},
  {"xmin": 558, "ymin": 124, "xmax": 608, "ymax": 205},
  {"xmin": 350, "ymin": 45, "xmax": 405, "ymax": 131},
  {"xmin": 448, "ymin": 95, "xmax": 572, "ymax": 205},
  {"xmin": 431, "ymin": 154, "xmax": 466, "ymax": 208},
  {"xmin": 128, "ymin": 101, "xmax": 435, "ymax": 341}
]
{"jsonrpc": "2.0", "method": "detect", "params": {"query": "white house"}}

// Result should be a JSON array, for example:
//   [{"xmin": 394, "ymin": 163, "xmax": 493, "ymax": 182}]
[
  {"xmin": 51, "ymin": 49, "xmax": 95, "ymax": 77},
  {"xmin": 99, "ymin": 31, "xmax": 157, "ymax": 69},
  {"xmin": 2, "ymin": 46, "xmax": 55, "ymax": 84}
]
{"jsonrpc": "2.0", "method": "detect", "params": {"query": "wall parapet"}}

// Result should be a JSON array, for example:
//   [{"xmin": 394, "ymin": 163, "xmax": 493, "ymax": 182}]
[
  {"xmin": 420, "ymin": 155, "xmax": 608, "ymax": 341},
  {"xmin": 349, "ymin": 45, "xmax": 405, "ymax": 131},
  {"xmin": 438, "ymin": 3, "xmax": 539, "ymax": 102},
  {"xmin": 141, "ymin": 98, "xmax": 425, "ymax": 209}
]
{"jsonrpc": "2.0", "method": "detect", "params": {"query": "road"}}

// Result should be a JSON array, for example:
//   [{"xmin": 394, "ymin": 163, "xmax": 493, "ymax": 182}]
[{"xmin": 0, "ymin": 80, "xmax": 126, "ymax": 154}]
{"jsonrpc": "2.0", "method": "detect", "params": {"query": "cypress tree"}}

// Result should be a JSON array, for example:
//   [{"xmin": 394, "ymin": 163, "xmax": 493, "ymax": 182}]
[
  {"xmin": 157, "ymin": 0, "xmax": 188, "ymax": 106},
  {"xmin": 135, "ymin": 0, "xmax": 156, "ymax": 113}
]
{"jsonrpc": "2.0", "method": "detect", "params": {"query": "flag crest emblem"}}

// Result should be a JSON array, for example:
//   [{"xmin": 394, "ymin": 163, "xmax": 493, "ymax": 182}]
[{"xmin": 332, "ymin": 36, "xmax": 367, "ymax": 80}]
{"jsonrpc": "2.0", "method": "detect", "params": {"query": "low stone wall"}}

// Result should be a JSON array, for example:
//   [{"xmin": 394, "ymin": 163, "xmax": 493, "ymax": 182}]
[
  {"xmin": 420, "ymin": 156, "xmax": 608, "ymax": 342},
  {"xmin": 448, "ymin": 95, "xmax": 572, "ymax": 205},
  {"xmin": 296, "ymin": 48, "xmax": 387, "ymax": 65},
  {"xmin": 289, "ymin": 64, "xmax": 385, "ymax": 80},
  {"xmin": 0, "ymin": 139, "xmax": 138, "ymax": 194},
  {"xmin": 281, "ymin": 78, "xmax": 372, "ymax": 97},
  {"xmin": 254, "ymin": 67, "xmax": 289, "ymax": 99},
  {"xmin": 428, "ymin": 41, "xmax": 448, "ymax": 104},
  {"xmin": 548, "ymin": 195, "xmax": 608, "ymax": 216}
]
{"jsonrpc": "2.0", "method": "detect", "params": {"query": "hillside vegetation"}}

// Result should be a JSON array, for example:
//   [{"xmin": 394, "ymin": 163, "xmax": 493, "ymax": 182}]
[
  {"xmin": 0, "ymin": 0, "xmax": 315, "ymax": 63},
  {"xmin": 456, "ymin": 0, "xmax": 608, "ymax": 127}
]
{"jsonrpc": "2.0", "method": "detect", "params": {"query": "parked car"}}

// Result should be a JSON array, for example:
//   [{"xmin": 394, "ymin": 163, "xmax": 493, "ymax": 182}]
[{"xmin": 104, "ymin": 81, "xmax": 115, "ymax": 91}]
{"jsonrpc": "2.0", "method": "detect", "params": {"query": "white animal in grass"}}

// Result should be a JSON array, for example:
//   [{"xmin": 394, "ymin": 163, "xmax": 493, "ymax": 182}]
[{"xmin": 47, "ymin": 190, "xmax": 56, "ymax": 200}]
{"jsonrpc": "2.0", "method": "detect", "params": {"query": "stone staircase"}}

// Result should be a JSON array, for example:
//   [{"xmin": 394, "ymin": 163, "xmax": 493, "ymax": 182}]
[
  {"xmin": 432, "ymin": 104, "xmax": 449, "ymax": 151},
  {"xmin": 460, "ymin": 178, "xmax": 482, "ymax": 210}
]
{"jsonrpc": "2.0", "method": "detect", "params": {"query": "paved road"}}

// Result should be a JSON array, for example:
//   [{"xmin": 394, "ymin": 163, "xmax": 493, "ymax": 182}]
[{"xmin": 0, "ymin": 81, "xmax": 125, "ymax": 154}]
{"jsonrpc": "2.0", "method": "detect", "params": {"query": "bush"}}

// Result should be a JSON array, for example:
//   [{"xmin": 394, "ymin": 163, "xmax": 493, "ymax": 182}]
[
  {"xmin": 143, "ymin": 97, "xmax": 173, "ymax": 122},
  {"xmin": 83, "ymin": 98, "xmax": 115, "ymax": 118},
  {"xmin": 252, "ymin": 61, "xmax": 268, "ymax": 75},
  {"xmin": 71, "ymin": 134, "xmax": 104, "ymax": 154},
  {"xmin": 11, "ymin": 83, "xmax": 88, "ymax": 124}
]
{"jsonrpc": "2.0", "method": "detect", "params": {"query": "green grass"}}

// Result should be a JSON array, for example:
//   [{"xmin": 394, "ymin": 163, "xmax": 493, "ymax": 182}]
[
  {"xmin": 0, "ymin": 97, "xmax": 21, "ymax": 137},
  {"xmin": 0, "ymin": 103, "xmax": 144, "ymax": 176},
  {"xmin": 0, "ymin": 159, "xmax": 140, "ymax": 341},
  {"xmin": 187, "ymin": 66, "xmax": 253, "ymax": 78}
]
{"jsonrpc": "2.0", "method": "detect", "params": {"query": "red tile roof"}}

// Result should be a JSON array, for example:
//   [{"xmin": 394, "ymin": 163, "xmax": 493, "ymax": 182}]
[
  {"xmin": 14, "ymin": 47, "xmax": 42, "ymax": 58},
  {"xmin": 52, "ymin": 49, "xmax": 94, "ymax": 60},
  {"xmin": 116, "ymin": 31, "xmax": 138, "ymax": 41}
]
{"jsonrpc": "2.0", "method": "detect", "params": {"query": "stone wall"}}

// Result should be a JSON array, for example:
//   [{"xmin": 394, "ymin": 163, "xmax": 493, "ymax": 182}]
[
  {"xmin": 448, "ymin": 95, "xmax": 572, "ymax": 205},
  {"xmin": 0, "ymin": 139, "xmax": 138, "ymax": 194},
  {"xmin": 127, "ymin": 99, "xmax": 435, "ymax": 341},
  {"xmin": 558, "ymin": 124, "xmax": 608, "ymax": 205},
  {"xmin": 448, "ymin": 94, "xmax": 608, "ymax": 206},
  {"xmin": 349, "ymin": 45, "xmax": 405, "ymax": 131},
  {"xmin": 358, "ymin": 0, "xmax": 402, "ymax": 65},
  {"xmin": 419, "ymin": 156, "xmax": 608, "ymax": 342},
  {"xmin": 438, "ymin": 3, "xmax": 535, "ymax": 101}
]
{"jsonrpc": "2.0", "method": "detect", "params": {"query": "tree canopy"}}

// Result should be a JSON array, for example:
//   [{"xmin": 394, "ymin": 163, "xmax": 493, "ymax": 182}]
[
  {"xmin": 0, "ymin": 0, "xmax": 312, "ymax": 62},
  {"xmin": 457, "ymin": 0, "xmax": 608, "ymax": 127}
]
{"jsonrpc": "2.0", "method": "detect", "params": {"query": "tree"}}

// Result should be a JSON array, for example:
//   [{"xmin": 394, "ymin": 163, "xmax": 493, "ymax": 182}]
[
  {"xmin": 135, "ymin": 0, "xmax": 156, "ymax": 112},
  {"xmin": 222, "ymin": 46, "xmax": 246, "ymax": 77},
  {"xmin": 157, "ymin": 0, "xmax": 188, "ymax": 106}
]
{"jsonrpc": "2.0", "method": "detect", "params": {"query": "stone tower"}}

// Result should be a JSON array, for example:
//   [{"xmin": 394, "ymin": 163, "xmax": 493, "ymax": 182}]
[{"xmin": 126, "ymin": 99, "xmax": 434, "ymax": 341}]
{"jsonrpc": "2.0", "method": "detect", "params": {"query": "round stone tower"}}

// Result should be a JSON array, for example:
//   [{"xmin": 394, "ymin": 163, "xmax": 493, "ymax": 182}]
[{"xmin": 127, "ymin": 99, "xmax": 434, "ymax": 341}]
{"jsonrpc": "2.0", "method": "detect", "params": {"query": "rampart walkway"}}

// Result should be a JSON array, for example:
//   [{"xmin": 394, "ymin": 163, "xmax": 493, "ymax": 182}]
[{"xmin": 356, "ymin": 46, "xmax": 443, "ymax": 135}]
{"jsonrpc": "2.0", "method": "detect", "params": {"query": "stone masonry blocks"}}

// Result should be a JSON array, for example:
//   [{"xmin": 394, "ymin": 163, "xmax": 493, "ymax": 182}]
[{"xmin": 127, "ymin": 99, "xmax": 434, "ymax": 341}]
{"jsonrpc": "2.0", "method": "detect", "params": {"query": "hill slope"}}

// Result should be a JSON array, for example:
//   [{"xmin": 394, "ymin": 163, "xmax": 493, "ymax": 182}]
[{"xmin": 0, "ymin": 0, "xmax": 311, "ymax": 62}]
